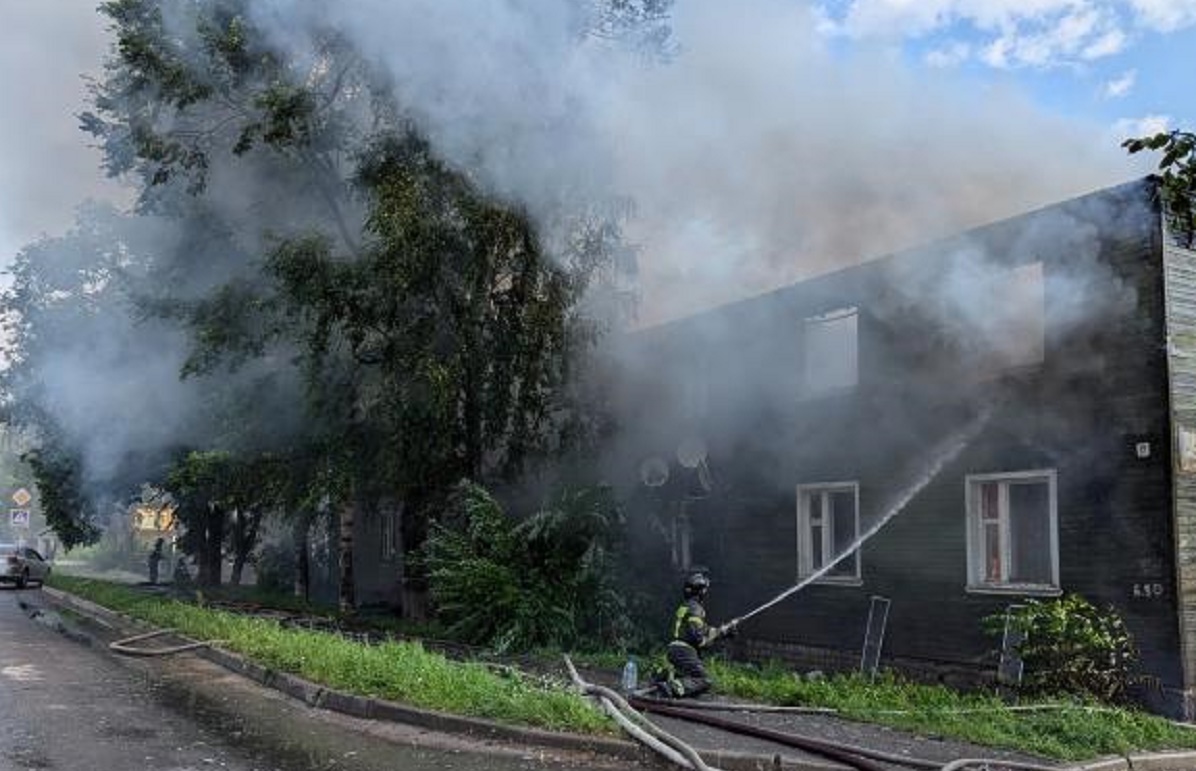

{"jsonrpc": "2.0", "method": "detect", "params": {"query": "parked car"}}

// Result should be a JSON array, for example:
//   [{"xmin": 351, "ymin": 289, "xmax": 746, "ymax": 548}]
[{"xmin": 0, "ymin": 543, "xmax": 51, "ymax": 588}]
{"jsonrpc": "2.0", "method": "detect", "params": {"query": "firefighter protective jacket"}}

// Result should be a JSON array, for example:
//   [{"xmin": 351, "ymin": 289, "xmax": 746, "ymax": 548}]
[{"xmin": 670, "ymin": 598, "xmax": 719, "ymax": 651}]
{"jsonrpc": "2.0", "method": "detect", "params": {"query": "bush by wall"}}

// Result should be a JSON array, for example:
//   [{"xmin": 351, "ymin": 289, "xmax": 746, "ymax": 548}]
[{"xmin": 987, "ymin": 594, "xmax": 1139, "ymax": 702}]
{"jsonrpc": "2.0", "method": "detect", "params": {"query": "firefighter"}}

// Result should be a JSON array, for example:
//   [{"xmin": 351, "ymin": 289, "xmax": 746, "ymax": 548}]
[
  {"xmin": 656, "ymin": 571, "xmax": 738, "ymax": 698},
  {"xmin": 147, "ymin": 537, "xmax": 165, "ymax": 584}
]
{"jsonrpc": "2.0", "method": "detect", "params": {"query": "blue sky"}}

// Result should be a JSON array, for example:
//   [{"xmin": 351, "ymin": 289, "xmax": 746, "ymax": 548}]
[{"xmin": 816, "ymin": 0, "xmax": 1195, "ymax": 135}]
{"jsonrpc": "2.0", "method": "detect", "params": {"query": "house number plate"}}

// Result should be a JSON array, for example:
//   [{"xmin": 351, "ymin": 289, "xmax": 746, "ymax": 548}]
[{"xmin": 1132, "ymin": 583, "xmax": 1165, "ymax": 599}]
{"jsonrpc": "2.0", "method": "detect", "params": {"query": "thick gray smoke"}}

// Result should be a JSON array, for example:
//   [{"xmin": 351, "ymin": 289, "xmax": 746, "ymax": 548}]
[
  {"xmin": 4, "ymin": 0, "xmax": 1151, "ymax": 521},
  {"xmin": 0, "ymin": 2, "xmax": 128, "ymax": 269},
  {"xmin": 248, "ymin": 0, "xmax": 1137, "ymax": 324}
]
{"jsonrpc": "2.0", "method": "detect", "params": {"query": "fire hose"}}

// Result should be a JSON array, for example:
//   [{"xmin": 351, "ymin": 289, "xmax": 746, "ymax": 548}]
[
  {"xmin": 632, "ymin": 696, "xmax": 923, "ymax": 771},
  {"xmin": 631, "ymin": 698, "xmax": 1094, "ymax": 771},
  {"xmin": 564, "ymin": 656, "xmax": 720, "ymax": 771},
  {"xmin": 566, "ymin": 656, "xmax": 895, "ymax": 771},
  {"xmin": 108, "ymin": 628, "xmax": 224, "ymax": 657}
]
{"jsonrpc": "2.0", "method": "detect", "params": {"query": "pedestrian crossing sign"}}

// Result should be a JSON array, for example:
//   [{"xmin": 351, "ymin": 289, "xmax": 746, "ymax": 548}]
[{"xmin": 9, "ymin": 509, "xmax": 30, "ymax": 528}]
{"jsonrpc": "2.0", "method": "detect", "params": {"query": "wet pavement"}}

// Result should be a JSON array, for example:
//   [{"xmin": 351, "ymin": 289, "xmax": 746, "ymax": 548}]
[{"xmin": 0, "ymin": 587, "xmax": 635, "ymax": 771}]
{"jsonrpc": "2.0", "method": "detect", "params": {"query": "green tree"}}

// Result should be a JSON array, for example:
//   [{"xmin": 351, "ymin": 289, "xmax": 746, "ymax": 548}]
[
  {"xmin": 81, "ymin": 0, "xmax": 380, "ymax": 603},
  {"xmin": 6, "ymin": 0, "xmax": 628, "ymax": 611},
  {"xmin": 1124, "ymin": 129, "xmax": 1196, "ymax": 247},
  {"xmin": 165, "ymin": 449, "xmax": 290, "ymax": 586},
  {"xmin": 0, "ymin": 206, "xmax": 164, "ymax": 548}
]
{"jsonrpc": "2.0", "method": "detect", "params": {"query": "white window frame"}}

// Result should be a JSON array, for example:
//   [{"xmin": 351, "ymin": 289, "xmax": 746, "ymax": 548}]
[
  {"xmin": 965, "ymin": 469, "xmax": 1060, "ymax": 596},
  {"xmin": 796, "ymin": 481, "xmax": 861, "ymax": 585}
]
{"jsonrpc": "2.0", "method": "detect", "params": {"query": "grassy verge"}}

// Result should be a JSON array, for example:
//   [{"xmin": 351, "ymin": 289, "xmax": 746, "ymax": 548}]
[
  {"xmin": 707, "ymin": 658, "xmax": 1196, "ymax": 761},
  {"xmin": 47, "ymin": 575, "xmax": 611, "ymax": 735},
  {"xmin": 49, "ymin": 574, "xmax": 1196, "ymax": 759}
]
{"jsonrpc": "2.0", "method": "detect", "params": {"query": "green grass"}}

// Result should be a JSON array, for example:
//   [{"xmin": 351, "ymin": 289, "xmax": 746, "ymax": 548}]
[
  {"xmin": 48, "ymin": 575, "xmax": 611, "ymax": 735},
  {"xmin": 707, "ymin": 658, "xmax": 1196, "ymax": 761},
  {"xmin": 50, "ymin": 574, "xmax": 1196, "ymax": 760}
]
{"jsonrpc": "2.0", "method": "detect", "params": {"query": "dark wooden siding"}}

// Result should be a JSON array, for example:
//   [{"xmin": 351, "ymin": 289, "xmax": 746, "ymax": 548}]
[{"xmin": 624, "ymin": 179, "xmax": 1185, "ymax": 706}]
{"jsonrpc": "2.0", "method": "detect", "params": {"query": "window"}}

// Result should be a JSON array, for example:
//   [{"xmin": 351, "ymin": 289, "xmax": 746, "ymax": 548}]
[
  {"xmin": 977, "ymin": 262, "xmax": 1045, "ymax": 373},
  {"xmin": 966, "ymin": 470, "xmax": 1058, "ymax": 594},
  {"xmin": 797, "ymin": 482, "xmax": 860, "ymax": 583},
  {"xmin": 801, "ymin": 307, "xmax": 858, "ymax": 397}
]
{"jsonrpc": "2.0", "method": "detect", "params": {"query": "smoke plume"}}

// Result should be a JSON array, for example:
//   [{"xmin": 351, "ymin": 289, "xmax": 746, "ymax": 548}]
[{"xmin": 247, "ymin": 0, "xmax": 1138, "ymax": 324}]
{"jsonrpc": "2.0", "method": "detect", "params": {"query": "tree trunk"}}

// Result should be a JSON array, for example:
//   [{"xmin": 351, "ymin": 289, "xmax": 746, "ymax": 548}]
[
  {"xmin": 338, "ymin": 497, "xmax": 355, "ymax": 614},
  {"xmin": 294, "ymin": 514, "xmax": 310, "ymax": 601},
  {"xmin": 199, "ymin": 506, "xmax": 224, "ymax": 587},
  {"xmin": 230, "ymin": 510, "xmax": 262, "ymax": 587}
]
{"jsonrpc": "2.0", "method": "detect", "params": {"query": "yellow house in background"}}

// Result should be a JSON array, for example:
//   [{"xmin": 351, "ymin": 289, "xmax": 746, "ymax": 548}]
[{"xmin": 133, "ymin": 505, "xmax": 176, "ymax": 533}]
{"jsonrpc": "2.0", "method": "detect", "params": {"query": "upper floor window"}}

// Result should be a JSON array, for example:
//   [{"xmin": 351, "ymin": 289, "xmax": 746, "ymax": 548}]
[
  {"xmin": 978, "ymin": 262, "xmax": 1045, "ymax": 373},
  {"xmin": 965, "ymin": 470, "xmax": 1058, "ymax": 594},
  {"xmin": 802, "ymin": 307, "xmax": 858, "ymax": 397},
  {"xmin": 797, "ymin": 481, "xmax": 860, "ymax": 583}
]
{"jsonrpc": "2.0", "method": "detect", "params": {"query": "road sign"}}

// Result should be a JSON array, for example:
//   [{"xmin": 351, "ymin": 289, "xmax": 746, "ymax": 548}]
[
  {"xmin": 9, "ymin": 509, "xmax": 30, "ymax": 528},
  {"xmin": 11, "ymin": 488, "xmax": 31, "ymax": 507}
]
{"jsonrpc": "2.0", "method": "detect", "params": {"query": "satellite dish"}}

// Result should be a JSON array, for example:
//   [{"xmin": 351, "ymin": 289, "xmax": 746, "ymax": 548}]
[
  {"xmin": 676, "ymin": 437, "xmax": 708, "ymax": 469},
  {"xmin": 640, "ymin": 456, "xmax": 670, "ymax": 488}
]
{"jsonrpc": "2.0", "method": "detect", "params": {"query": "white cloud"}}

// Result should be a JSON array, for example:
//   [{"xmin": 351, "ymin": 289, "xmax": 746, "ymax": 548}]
[
  {"xmin": 1111, "ymin": 113, "xmax": 1171, "ymax": 140},
  {"xmin": 924, "ymin": 41, "xmax": 972, "ymax": 67},
  {"xmin": 1080, "ymin": 28, "xmax": 1127, "ymax": 58},
  {"xmin": 1102, "ymin": 68, "xmax": 1136, "ymax": 98},
  {"xmin": 1128, "ymin": 0, "xmax": 1196, "ymax": 32},
  {"xmin": 825, "ymin": 1, "xmax": 1188, "ymax": 68}
]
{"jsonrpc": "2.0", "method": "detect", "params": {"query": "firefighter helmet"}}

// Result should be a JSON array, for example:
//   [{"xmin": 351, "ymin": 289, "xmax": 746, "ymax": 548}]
[{"xmin": 683, "ymin": 571, "xmax": 711, "ymax": 598}]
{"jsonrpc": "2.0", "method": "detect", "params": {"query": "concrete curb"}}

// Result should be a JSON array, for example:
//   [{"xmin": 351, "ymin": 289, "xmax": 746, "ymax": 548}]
[
  {"xmin": 45, "ymin": 586, "xmax": 837, "ymax": 770},
  {"xmin": 1082, "ymin": 751, "xmax": 1196, "ymax": 771}
]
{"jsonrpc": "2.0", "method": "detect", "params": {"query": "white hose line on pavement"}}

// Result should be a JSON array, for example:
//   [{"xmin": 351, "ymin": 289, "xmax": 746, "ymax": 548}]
[
  {"xmin": 939, "ymin": 759, "xmax": 1078, "ymax": 771},
  {"xmin": 563, "ymin": 656, "xmax": 721, "ymax": 771},
  {"xmin": 109, "ymin": 628, "xmax": 226, "ymax": 657}
]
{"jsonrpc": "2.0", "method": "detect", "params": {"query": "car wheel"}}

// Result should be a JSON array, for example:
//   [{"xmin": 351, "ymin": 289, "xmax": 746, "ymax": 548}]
[{"xmin": 16, "ymin": 570, "xmax": 28, "ymax": 590}]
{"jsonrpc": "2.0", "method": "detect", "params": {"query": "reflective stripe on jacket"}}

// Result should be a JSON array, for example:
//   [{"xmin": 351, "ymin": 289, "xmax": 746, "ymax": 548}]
[{"xmin": 671, "ymin": 598, "xmax": 716, "ymax": 650}]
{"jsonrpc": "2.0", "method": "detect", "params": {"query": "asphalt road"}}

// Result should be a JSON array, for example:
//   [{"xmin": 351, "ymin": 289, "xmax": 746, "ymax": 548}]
[{"xmin": 0, "ymin": 587, "xmax": 632, "ymax": 771}]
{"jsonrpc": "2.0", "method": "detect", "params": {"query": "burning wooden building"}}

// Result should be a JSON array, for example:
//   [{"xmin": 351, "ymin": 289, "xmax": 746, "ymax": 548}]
[{"xmin": 612, "ymin": 176, "xmax": 1196, "ymax": 717}]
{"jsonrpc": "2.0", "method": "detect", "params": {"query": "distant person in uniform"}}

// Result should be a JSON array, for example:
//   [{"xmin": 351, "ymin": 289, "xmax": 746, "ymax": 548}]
[
  {"xmin": 148, "ymin": 537, "xmax": 165, "ymax": 584},
  {"xmin": 655, "ymin": 571, "xmax": 738, "ymax": 698}
]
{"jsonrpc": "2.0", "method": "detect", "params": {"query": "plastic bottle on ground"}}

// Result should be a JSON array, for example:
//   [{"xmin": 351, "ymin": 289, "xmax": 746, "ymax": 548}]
[{"xmin": 621, "ymin": 657, "xmax": 638, "ymax": 693}]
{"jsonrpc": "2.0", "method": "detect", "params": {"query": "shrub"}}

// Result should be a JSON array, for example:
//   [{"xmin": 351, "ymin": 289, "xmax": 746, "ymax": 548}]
[
  {"xmin": 986, "ymin": 595, "xmax": 1139, "ymax": 702},
  {"xmin": 424, "ymin": 481, "xmax": 632, "ymax": 652}
]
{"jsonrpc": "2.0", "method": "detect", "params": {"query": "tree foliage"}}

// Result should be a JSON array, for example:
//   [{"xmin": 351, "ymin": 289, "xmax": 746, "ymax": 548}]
[
  {"xmin": 424, "ymin": 481, "xmax": 632, "ymax": 652},
  {"xmin": 1124, "ymin": 130, "xmax": 1196, "ymax": 248},
  {"xmin": 1, "ymin": 0, "xmax": 627, "ymax": 603}
]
